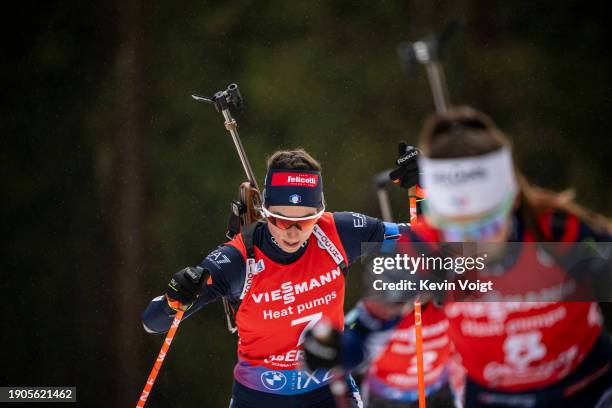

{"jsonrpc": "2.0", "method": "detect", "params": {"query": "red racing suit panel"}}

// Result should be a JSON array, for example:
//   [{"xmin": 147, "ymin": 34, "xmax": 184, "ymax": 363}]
[
  {"xmin": 368, "ymin": 304, "xmax": 451, "ymax": 392},
  {"xmin": 445, "ymin": 301, "xmax": 601, "ymax": 391},
  {"xmin": 225, "ymin": 212, "xmax": 349, "ymax": 370},
  {"xmin": 409, "ymin": 213, "xmax": 604, "ymax": 392}
]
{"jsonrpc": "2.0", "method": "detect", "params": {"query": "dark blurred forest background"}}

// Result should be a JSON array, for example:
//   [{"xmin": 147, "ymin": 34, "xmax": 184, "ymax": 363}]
[{"xmin": 3, "ymin": 0, "xmax": 611, "ymax": 406}]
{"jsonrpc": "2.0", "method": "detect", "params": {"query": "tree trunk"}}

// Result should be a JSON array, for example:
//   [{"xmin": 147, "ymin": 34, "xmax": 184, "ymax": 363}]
[{"xmin": 115, "ymin": 0, "xmax": 147, "ymax": 402}]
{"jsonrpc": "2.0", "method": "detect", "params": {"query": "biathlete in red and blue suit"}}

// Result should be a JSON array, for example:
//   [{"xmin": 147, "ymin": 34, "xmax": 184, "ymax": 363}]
[
  {"xmin": 305, "ymin": 107, "xmax": 612, "ymax": 408},
  {"xmin": 410, "ymin": 107, "xmax": 612, "ymax": 408},
  {"xmin": 345, "ymin": 300, "xmax": 454, "ymax": 408},
  {"xmin": 142, "ymin": 149, "xmax": 413, "ymax": 408}
]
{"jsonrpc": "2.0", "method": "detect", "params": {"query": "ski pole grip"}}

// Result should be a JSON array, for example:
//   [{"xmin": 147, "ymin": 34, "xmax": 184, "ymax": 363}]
[
  {"xmin": 180, "ymin": 266, "xmax": 206, "ymax": 283},
  {"xmin": 192, "ymin": 266, "xmax": 206, "ymax": 282}
]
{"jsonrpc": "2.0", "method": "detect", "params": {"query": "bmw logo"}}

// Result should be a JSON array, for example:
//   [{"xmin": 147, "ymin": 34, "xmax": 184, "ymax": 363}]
[
  {"xmin": 289, "ymin": 194, "xmax": 302, "ymax": 204},
  {"xmin": 261, "ymin": 371, "xmax": 287, "ymax": 391}
]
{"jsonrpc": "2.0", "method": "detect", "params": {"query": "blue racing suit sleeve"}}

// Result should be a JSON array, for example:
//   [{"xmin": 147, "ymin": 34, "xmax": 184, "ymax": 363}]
[
  {"xmin": 142, "ymin": 244, "xmax": 246, "ymax": 334},
  {"xmin": 333, "ymin": 212, "xmax": 408, "ymax": 265}
]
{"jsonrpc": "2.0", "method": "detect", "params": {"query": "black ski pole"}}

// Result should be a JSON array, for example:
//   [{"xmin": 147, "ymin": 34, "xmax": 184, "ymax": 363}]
[
  {"xmin": 373, "ymin": 169, "xmax": 394, "ymax": 222},
  {"xmin": 397, "ymin": 22, "xmax": 461, "ymax": 114}
]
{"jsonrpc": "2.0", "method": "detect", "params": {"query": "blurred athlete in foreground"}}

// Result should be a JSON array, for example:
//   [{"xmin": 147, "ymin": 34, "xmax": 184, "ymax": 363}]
[
  {"xmin": 341, "ymin": 145, "xmax": 456, "ymax": 408},
  {"xmin": 344, "ymin": 300, "xmax": 455, "ymax": 408},
  {"xmin": 142, "ymin": 149, "xmax": 418, "ymax": 408},
  {"xmin": 306, "ymin": 107, "xmax": 612, "ymax": 407}
]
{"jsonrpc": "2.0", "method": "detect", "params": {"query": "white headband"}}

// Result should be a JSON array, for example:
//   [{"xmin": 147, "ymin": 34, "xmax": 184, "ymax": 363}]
[{"xmin": 419, "ymin": 147, "xmax": 518, "ymax": 217}]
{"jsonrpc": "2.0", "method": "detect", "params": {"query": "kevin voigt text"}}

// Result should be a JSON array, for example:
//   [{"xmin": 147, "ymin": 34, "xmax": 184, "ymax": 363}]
[{"xmin": 373, "ymin": 279, "xmax": 494, "ymax": 293}]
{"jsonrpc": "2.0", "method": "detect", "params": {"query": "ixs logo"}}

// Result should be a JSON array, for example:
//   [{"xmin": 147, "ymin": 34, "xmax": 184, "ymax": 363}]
[
  {"xmin": 251, "ymin": 267, "xmax": 342, "ymax": 305},
  {"xmin": 260, "ymin": 371, "xmax": 287, "ymax": 391},
  {"xmin": 295, "ymin": 369, "xmax": 334, "ymax": 390}
]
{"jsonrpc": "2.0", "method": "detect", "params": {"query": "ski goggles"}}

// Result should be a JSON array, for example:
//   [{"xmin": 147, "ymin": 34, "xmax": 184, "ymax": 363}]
[
  {"xmin": 425, "ymin": 194, "xmax": 514, "ymax": 242},
  {"xmin": 261, "ymin": 206, "xmax": 325, "ymax": 230}
]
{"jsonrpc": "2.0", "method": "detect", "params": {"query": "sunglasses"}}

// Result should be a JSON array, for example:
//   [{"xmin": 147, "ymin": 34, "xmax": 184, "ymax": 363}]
[
  {"xmin": 261, "ymin": 207, "xmax": 324, "ymax": 230},
  {"xmin": 426, "ymin": 195, "xmax": 514, "ymax": 242},
  {"xmin": 439, "ymin": 213, "xmax": 508, "ymax": 242}
]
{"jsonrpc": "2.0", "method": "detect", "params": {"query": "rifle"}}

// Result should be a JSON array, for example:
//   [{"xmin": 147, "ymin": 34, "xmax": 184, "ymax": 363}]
[{"xmin": 192, "ymin": 83, "xmax": 262, "ymax": 333}]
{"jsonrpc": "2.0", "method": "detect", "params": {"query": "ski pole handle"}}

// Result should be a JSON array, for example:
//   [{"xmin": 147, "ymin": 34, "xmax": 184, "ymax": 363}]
[{"xmin": 136, "ymin": 309, "xmax": 185, "ymax": 407}]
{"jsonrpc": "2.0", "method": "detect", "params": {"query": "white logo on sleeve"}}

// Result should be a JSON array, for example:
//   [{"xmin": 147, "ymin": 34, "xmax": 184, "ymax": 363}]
[
  {"xmin": 207, "ymin": 250, "xmax": 231, "ymax": 268},
  {"xmin": 352, "ymin": 213, "xmax": 366, "ymax": 228}
]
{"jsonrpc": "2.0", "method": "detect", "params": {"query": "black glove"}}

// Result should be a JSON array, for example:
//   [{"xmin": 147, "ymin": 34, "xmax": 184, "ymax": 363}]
[
  {"xmin": 302, "ymin": 321, "xmax": 342, "ymax": 371},
  {"xmin": 389, "ymin": 141, "xmax": 420, "ymax": 189},
  {"xmin": 166, "ymin": 266, "xmax": 207, "ymax": 305}
]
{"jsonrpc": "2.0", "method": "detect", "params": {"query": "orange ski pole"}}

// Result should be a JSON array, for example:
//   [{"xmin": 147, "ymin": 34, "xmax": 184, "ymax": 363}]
[
  {"xmin": 136, "ymin": 308, "xmax": 185, "ymax": 407},
  {"xmin": 408, "ymin": 187, "xmax": 426, "ymax": 407},
  {"xmin": 414, "ymin": 299, "xmax": 426, "ymax": 408},
  {"xmin": 408, "ymin": 186, "xmax": 418, "ymax": 225}
]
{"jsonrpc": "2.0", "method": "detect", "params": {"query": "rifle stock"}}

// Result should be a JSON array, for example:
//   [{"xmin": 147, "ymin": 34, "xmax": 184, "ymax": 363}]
[{"xmin": 239, "ymin": 182, "xmax": 262, "ymax": 225}]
